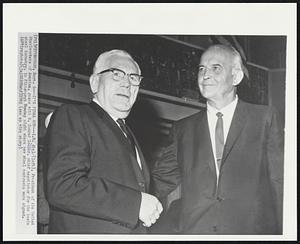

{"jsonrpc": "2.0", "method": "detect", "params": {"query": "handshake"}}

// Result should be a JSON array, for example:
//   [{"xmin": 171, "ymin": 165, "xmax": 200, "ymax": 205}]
[{"xmin": 139, "ymin": 192, "xmax": 163, "ymax": 227}]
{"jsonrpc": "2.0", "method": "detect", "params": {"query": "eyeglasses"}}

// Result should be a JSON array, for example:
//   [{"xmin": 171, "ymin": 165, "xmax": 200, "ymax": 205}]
[{"xmin": 97, "ymin": 68, "xmax": 143, "ymax": 86}]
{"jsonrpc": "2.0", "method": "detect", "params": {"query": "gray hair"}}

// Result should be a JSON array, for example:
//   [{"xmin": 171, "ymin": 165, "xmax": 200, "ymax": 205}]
[
  {"xmin": 205, "ymin": 44, "xmax": 243, "ymax": 71},
  {"xmin": 92, "ymin": 49, "xmax": 141, "ymax": 75}
]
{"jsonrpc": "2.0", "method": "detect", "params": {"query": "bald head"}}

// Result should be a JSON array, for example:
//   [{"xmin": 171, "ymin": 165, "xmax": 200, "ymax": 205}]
[
  {"xmin": 92, "ymin": 49, "xmax": 141, "ymax": 75},
  {"xmin": 198, "ymin": 44, "xmax": 244, "ymax": 109},
  {"xmin": 203, "ymin": 44, "xmax": 243, "ymax": 72},
  {"xmin": 89, "ymin": 49, "xmax": 141, "ymax": 119}
]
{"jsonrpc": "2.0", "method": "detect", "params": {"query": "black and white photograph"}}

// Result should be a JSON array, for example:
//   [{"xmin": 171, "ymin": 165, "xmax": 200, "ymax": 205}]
[
  {"xmin": 3, "ymin": 3, "xmax": 297, "ymax": 242},
  {"xmin": 37, "ymin": 33, "xmax": 286, "ymax": 235}
]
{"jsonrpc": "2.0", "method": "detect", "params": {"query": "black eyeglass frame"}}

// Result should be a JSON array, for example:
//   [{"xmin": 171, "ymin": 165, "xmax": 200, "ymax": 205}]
[{"xmin": 97, "ymin": 68, "xmax": 143, "ymax": 86}]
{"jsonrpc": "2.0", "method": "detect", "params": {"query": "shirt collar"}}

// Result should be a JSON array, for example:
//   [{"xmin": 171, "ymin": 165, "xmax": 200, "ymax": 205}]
[{"xmin": 207, "ymin": 96, "xmax": 238, "ymax": 116}]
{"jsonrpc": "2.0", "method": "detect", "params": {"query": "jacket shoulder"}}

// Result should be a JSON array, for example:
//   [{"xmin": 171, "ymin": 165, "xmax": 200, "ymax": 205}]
[
  {"xmin": 54, "ymin": 103, "xmax": 95, "ymax": 117},
  {"xmin": 240, "ymin": 100, "xmax": 267, "ymax": 110},
  {"xmin": 50, "ymin": 103, "xmax": 93, "ymax": 126},
  {"xmin": 56, "ymin": 103, "xmax": 90, "ymax": 113},
  {"xmin": 239, "ymin": 100, "xmax": 275, "ymax": 115},
  {"xmin": 238, "ymin": 100, "xmax": 281, "ymax": 128}
]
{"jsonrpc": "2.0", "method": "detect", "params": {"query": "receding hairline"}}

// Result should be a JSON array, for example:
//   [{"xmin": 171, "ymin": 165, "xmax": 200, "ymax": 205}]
[
  {"xmin": 202, "ymin": 44, "xmax": 242, "ymax": 68},
  {"xmin": 93, "ymin": 49, "xmax": 141, "ymax": 74}
]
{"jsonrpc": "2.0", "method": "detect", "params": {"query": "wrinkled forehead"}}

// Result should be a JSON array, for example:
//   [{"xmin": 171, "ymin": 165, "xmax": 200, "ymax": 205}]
[
  {"xmin": 200, "ymin": 48, "xmax": 233, "ymax": 66},
  {"xmin": 105, "ymin": 54, "xmax": 140, "ymax": 73}
]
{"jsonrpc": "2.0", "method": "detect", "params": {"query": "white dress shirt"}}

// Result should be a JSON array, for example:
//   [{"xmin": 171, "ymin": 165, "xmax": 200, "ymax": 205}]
[
  {"xmin": 206, "ymin": 96, "xmax": 238, "ymax": 181},
  {"xmin": 92, "ymin": 98, "xmax": 142, "ymax": 169}
]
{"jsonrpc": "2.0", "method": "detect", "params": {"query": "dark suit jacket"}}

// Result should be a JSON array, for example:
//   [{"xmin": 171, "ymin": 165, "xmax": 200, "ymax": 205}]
[
  {"xmin": 44, "ymin": 102, "xmax": 150, "ymax": 234},
  {"xmin": 152, "ymin": 100, "xmax": 284, "ymax": 234}
]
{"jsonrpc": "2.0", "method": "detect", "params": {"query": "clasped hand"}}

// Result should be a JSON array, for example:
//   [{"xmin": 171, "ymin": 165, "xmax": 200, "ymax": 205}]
[{"xmin": 139, "ymin": 192, "xmax": 163, "ymax": 227}]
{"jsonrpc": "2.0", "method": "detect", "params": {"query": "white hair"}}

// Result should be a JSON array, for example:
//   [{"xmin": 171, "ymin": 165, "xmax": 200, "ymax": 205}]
[
  {"xmin": 206, "ymin": 44, "xmax": 243, "ymax": 72},
  {"xmin": 92, "ymin": 49, "xmax": 141, "ymax": 75}
]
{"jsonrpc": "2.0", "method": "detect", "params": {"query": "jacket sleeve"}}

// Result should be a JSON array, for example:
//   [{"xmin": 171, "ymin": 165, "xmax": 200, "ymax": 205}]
[
  {"xmin": 266, "ymin": 106, "xmax": 284, "ymax": 232},
  {"xmin": 45, "ymin": 105, "xmax": 141, "ymax": 229},
  {"xmin": 151, "ymin": 122, "xmax": 181, "ymax": 200}
]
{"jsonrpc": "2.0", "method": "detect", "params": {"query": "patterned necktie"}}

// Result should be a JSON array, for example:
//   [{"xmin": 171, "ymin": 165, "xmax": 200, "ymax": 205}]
[
  {"xmin": 117, "ymin": 119, "xmax": 137, "ymax": 159},
  {"xmin": 215, "ymin": 112, "xmax": 224, "ymax": 170}
]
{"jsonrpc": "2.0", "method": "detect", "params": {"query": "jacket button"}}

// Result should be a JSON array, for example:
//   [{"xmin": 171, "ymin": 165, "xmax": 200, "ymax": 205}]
[
  {"xmin": 138, "ymin": 182, "xmax": 145, "ymax": 188},
  {"xmin": 213, "ymin": 225, "xmax": 217, "ymax": 232}
]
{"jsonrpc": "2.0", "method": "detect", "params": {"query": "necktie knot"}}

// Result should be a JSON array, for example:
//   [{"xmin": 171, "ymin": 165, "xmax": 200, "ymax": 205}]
[
  {"xmin": 117, "ymin": 119, "xmax": 137, "ymax": 159},
  {"xmin": 117, "ymin": 119, "xmax": 131, "ymax": 138},
  {"xmin": 117, "ymin": 118, "xmax": 126, "ymax": 129},
  {"xmin": 216, "ymin": 112, "xmax": 223, "ymax": 118}
]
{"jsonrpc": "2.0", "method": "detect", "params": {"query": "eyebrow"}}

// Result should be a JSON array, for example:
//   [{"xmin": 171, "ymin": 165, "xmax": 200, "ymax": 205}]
[
  {"xmin": 198, "ymin": 63, "xmax": 223, "ymax": 67},
  {"xmin": 211, "ymin": 64, "xmax": 223, "ymax": 67}
]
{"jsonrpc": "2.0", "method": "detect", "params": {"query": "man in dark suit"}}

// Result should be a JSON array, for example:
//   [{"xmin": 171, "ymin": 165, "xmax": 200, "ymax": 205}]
[
  {"xmin": 45, "ymin": 49, "xmax": 162, "ymax": 234},
  {"xmin": 152, "ymin": 44, "xmax": 284, "ymax": 234}
]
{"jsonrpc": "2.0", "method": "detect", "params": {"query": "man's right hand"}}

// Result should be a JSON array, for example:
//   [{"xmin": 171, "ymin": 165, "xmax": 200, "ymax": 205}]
[{"xmin": 139, "ymin": 192, "xmax": 163, "ymax": 227}]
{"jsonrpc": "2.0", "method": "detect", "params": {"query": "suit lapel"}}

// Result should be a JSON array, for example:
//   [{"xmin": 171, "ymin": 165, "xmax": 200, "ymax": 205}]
[
  {"xmin": 89, "ymin": 102, "xmax": 148, "ymax": 188},
  {"xmin": 222, "ymin": 100, "xmax": 248, "ymax": 165},
  {"xmin": 89, "ymin": 102, "xmax": 135, "ymax": 155},
  {"xmin": 126, "ymin": 125, "xmax": 150, "ymax": 191},
  {"xmin": 194, "ymin": 111, "xmax": 216, "ymax": 174}
]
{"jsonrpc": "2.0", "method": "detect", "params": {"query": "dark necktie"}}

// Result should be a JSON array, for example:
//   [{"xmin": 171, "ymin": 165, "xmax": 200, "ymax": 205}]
[
  {"xmin": 117, "ymin": 119, "xmax": 137, "ymax": 159},
  {"xmin": 215, "ymin": 112, "xmax": 224, "ymax": 170}
]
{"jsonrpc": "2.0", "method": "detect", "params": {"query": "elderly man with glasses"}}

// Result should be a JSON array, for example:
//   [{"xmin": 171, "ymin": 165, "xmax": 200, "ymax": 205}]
[{"xmin": 45, "ymin": 49, "xmax": 162, "ymax": 234}]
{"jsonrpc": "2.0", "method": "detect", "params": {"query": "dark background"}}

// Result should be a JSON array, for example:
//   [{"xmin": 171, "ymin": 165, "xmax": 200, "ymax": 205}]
[{"xmin": 37, "ymin": 34, "xmax": 286, "ymax": 233}]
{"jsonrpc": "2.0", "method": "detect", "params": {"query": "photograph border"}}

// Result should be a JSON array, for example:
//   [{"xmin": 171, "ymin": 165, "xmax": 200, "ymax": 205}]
[{"xmin": 3, "ymin": 3, "xmax": 297, "ymax": 241}]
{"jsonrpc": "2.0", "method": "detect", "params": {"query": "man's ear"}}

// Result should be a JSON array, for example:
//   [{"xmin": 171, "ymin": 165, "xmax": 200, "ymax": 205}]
[
  {"xmin": 89, "ymin": 74, "xmax": 99, "ymax": 94},
  {"xmin": 232, "ymin": 66, "xmax": 244, "ymax": 86}
]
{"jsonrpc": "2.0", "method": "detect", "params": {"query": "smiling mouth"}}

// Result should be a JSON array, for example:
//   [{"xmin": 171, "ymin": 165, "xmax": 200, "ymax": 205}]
[{"xmin": 116, "ymin": 93, "xmax": 130, "ymax": 99}]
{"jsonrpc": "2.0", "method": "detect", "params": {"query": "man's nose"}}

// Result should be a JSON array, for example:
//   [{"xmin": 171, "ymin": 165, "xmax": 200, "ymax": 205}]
[
  {"xmin": 119, "ymin": 75, "xmax": 131, "ymax": 87},
  {"xmin": 203, "ymin": 68, "xmax": 211, "ymax": 79},
  {"xmin": 198, "ymin": 68, "xmax": 210, "ymax": 81}
]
